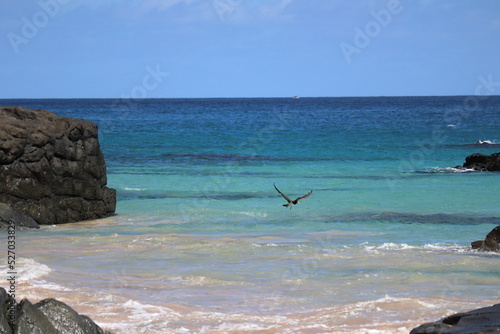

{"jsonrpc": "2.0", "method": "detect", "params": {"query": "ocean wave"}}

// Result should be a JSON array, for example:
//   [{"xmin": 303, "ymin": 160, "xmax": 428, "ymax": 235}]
[
  {"xmin": 362, "ymin": 242, "xmax": 468, "ymax": 254},
  {"xmin": 448, "ymin": 139, "xmax": 500, "ymax": 147},
  {"xmin": 420, "ymin": 167, "xmax": 476, "ymax": 173},
  {"xmin": 472, "ymin": 139, "xmax": 500, "ymax": 145},
  {"xmin": 237, "ymin": 210, "xmax": 268, "ymax": 218},
  {"xmin": 376, "ymin": 242, "xmax": 415, "ymax": 250},
  {"xmin": 341, "ymin": 295, "xmax": 432, "ymax": 316},
  {"xmin": 30, "ymin": 280, "xmax": 72, "ymax": 292},
  {"xmin": 14, "ymin": 258, "xmax": 52, "ymax": 282},
  {"xmin": 362, "ymin": 242, "xmax": 416, "ymax": 254},
  {"xmin": 120, "ymin": 187, "xmax": 147, "ymax": 191},
  {"xmin": 123, "ymin": 299, "xmax": 178, "ymax": 321}
]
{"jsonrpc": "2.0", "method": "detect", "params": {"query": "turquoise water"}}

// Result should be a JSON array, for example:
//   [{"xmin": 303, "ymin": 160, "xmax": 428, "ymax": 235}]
[{"xmin": 1, "ymin": 97, "xmax": 500, "ymax": 333}]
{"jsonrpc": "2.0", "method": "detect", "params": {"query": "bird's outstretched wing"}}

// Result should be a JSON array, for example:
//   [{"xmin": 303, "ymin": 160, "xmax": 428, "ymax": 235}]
[
  {"xmin": 295, "ymin": 190, "xmax": 313, "ymax": 202},
  {"xmin": 274, "ymin": 183, "xmax": 292, "ymax": 203}
]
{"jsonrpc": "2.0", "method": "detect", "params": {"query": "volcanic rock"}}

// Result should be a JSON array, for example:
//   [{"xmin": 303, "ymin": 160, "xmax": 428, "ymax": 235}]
[
  {"xmin": 410, "ymin": 303, "xmax": 500, "ymax": 334},
  {"xmin": 0, "ymin": 202, "xmax": 39, "ymax": 230},
  {"xmin": 471, "ymin": 225, "xmax": 500, "ymax": 252},
  {"xmin": 0, "ymin": 287, "xmax": 113, "ymax": 334},
  {"xmin": 461, "ymin": 152, "xmax": 500, "ymax": 171},
  {"xmin": 0, "ymin": 106, "xmax": 116, "ymax": 225}
]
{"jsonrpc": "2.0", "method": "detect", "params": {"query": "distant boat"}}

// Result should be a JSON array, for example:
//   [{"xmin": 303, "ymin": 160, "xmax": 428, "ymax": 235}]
[{"xmin": 292, "ymin": 96, "xmax": 300, "ymax": 99}]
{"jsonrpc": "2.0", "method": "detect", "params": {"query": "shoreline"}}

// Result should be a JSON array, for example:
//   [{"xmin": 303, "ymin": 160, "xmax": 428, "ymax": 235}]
[
  {"xmin": 6, "ymin": 281, "xmax": 499, "ymax": 333},
  {"xmin": 3, "ymin": 219, "xmax": 499, "ymax": 333}
]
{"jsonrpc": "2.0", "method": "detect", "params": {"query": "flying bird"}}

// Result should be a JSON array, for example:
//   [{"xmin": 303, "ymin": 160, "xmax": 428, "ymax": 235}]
[{"xmin": 273, "ymin": 183, "xmax": 313, "ymax": 209}]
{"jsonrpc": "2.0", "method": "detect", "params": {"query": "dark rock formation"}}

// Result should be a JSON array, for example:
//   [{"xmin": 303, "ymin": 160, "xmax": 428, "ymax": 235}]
[
  {"xmin": 0, "ymin": 106, "xmax": 116, "ymax": 225},
  {"xmin": 461, "ymin": 152, "xmax": 500, "ymax": 171},
  {"xmin": 0, "ymin": 287, "xmax": 112, "ymax": 334},
  {"xmin": 471, "ymin": 225, "xmax": 500, "ymax": 252},
  {"xmin": 0, "ymin": 288, "xmax": 16, "ymax": 334},
  {"xmin": 0, "ymin": 202, "xmax": 39, "ymax": 230},
  {"xmin": 410, "ymin": 303, "xmax": 500, "ymax": 334}
]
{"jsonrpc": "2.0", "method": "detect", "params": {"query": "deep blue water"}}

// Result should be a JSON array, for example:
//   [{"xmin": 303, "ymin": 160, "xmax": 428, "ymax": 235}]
[{"xmin": 5, "ymin": 96, "xmax": 500, "ymax": 221}]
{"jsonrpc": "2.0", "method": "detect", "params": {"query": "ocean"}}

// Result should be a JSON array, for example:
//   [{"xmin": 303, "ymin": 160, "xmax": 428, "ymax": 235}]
[{"xmin": 1, "ymin": 96, "xmax": 500, "ymax": 333}]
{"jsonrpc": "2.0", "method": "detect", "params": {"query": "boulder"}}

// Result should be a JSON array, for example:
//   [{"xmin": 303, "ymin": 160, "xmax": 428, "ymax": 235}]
[
  {"xmin": 0, "ymin": 202, "xmax": 39, "ymax": 230},
  {"xmin": 15, "ymin": 299, "xmax": 59, "ymax": 334},
  {"xmin": 471, "ymin": 225, "xmax": 500, "ymax": 252},
  {"xmin": 410, "ymin": 303, "xmax": 500, "ymax": 334},
  {"xmin": 35, "ymin": 299, "xmax": 111, "ymax": 334},
  {"xmin": 0, "ymin": 287, "xmax": 112, "ymax": 334},
  {"xmin": 0, "ymin": 106, "xmax": 116, "ymax": 225},
  {"xmin": 461, "ymin": 152, "xmax": 500, "ymax": 171},
  {"xmin": 0, "ymin": 287, "xmax": 15, "ymax": 334}
]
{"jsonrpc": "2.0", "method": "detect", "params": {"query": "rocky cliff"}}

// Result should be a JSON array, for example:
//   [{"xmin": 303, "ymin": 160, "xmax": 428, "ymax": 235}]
[{"xmin": 0, "ymin": 106, "xmax": 116, "ymax": 225}]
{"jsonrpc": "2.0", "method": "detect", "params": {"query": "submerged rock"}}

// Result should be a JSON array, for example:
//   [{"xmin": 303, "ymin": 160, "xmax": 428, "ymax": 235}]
[
  {"xmin": 410, "ymin": 303, "xmax": 500, "ymax": 334},
  {"xmin": 460, "ymin": 152, "xmax": 500, "ymax": 171},
  {"xmin": 0, "ymin": 106, "xmax": 116, "ymax": 225},
  {"xmin": 471, "ymin": 225, "xmax": 500, "ymax": 252},
  {"xmin": 0, "ymin": 287, "xmax": 112, "ymax": 334}
]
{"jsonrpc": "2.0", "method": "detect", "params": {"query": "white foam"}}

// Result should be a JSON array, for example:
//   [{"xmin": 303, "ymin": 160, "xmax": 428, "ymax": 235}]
[
  {"xmin": 121, "ymin": 187, "xmax": 146, "ymax": 191},
  {"xmin": 474, "ymin": 139, "xmax": 497, "ymax": 145},
  {"xmin": 364, "ymin": 242, "xmax": 469, "ymax": 254},
  {"xmin": 343, "ymin": 295, "xmax": 435, "ymax": 316},
  {"xmin": 423, "ymin": 243, "xmax": 464, "ymax": 252},
  {"xmin": 237, "ymin": 210, "xmax": 268, "ymax": 218},
  {"xmin": 377, "ymin": 243, "xmax": 415, "ymax": 250},
  {"xmin": 31, "ymin": 280, "xmax": 72, "ymax": 292},
  {"xmin": 426, "ymin": 167, "xmax": 476, "ymax": 173},
  {"xmin": 363, "ymin": 242, "xmax": 415, "ymax": 254},
  {"xmin": 16, "ymin": 258, "xmax": 52, "ymax": 282},
  {"xmin": 123, "ymin": 299, "xmax": 180, "ymax": 321}
]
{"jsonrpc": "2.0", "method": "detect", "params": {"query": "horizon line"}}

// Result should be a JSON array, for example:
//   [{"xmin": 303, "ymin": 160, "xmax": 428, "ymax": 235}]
[{"xmin": 1, "ymin": 94, "xmax": 498, "ymax": 100}]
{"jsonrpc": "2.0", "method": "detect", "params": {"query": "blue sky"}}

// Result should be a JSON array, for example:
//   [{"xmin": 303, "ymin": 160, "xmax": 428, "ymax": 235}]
[{"xmin": 1, "ymin": 0, "xmax": 499, "ymax": 98}]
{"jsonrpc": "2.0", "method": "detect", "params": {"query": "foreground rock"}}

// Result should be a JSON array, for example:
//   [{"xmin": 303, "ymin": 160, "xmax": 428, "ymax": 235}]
[
  {"xmin": 410, "ymin": 303, "xmax": 500, "ymax": 334},
  {"xmin": 0, "ymin": 106, "xmax": 116, "ymax": 225},
  {"xmin": 460, "ymin": 152, "xmax": 500, "ymax": 171},
  {"xmin": 0, "ymin": 202, "xmax": 40, "ymax": 230},
  {"xmin": 0, "ymin": 287, "xmax": 113, "ymax": 334},
  {"xmin": 471, "ymin": 225, "xmax": 500, "ymax": 252}
]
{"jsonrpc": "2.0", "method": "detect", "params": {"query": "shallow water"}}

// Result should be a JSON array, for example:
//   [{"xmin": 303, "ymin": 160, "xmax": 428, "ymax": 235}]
[{"xmin": 1, "ymin": 97, "xmax": 500, "ymax": 333}]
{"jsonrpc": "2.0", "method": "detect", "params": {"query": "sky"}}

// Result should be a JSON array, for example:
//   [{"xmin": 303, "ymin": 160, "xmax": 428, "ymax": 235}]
[{"xmin": 1, "ymin": 0, "xmax": 499, "ymax": 98}]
